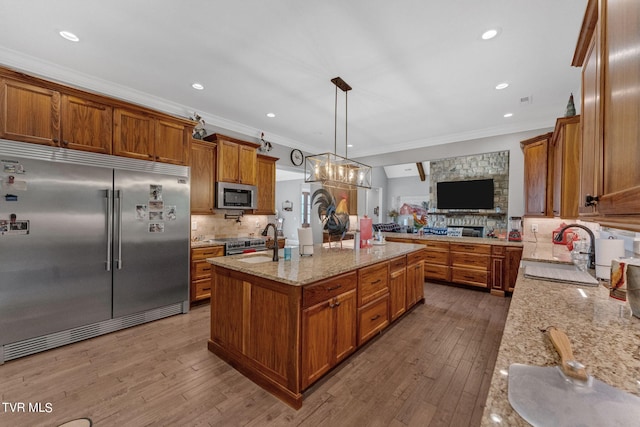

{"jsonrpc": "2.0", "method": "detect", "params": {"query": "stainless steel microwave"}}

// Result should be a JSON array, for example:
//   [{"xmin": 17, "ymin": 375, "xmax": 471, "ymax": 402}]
[{"xmin": 216, "ymin": 182, "xmax": 257, "ymax": 210}]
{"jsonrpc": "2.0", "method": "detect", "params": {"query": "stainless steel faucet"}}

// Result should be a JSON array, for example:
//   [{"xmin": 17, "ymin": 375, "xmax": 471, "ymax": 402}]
[
  {"xmin": 263, "ymin": 223, "xmax": 279, "ymax": 262},
  {"xmin": 553, "ymin": 224, "xmax": 595, "ymax": 269}
]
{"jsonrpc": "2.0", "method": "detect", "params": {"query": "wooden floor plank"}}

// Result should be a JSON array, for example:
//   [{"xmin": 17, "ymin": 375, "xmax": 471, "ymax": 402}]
[{"xmin": 0, "ymin": 281, "xmax": 509, "ymax": 427}]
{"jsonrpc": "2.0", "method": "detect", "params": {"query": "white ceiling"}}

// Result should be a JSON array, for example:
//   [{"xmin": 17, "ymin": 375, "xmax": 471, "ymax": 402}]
[
  {"xmin": 384, "ymin": 161, "xmax": 430, "ymax": 179},
  {"xmin": 0, "ymin": 1, "xmax": 586, "ymax": 161}
]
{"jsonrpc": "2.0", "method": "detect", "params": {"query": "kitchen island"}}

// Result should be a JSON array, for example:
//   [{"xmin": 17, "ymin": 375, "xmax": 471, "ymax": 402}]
[
  {"xmin": 206, "ymin": 241, "xmax": 426, "ymax": 408},
  {"xmin": 481, "ymin": 242, "xmax": 640, "ymax": 426}
]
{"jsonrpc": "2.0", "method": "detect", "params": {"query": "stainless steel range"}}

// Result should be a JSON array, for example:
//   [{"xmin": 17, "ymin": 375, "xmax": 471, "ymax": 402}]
[{"xmin": 217, "ymin": 237, "xmax": 268, "ymax": 255}]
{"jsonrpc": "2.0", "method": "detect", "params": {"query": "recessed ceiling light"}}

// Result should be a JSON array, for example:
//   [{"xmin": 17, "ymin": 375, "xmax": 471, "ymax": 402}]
[
  {"xmin": 191, "ymin": 83, "xmax": 204, "ymax": 90},
  {"xmin": 504, "ymin": 113, "xmax": 513, "ymax": 118},
  {"xmin": 59, "ymin": 31, "xmax": 79, "ymax": 42},
  {"xmin": 481, "ymin": 28, "xmax": 500, "ymax": 40},
  {"xmin": 495, "ymin": 82, "xmax": 509, "ymax": 90},
  {"xmin": 266, "ymin": 112, "xmax": 276, "ymax": 118}
]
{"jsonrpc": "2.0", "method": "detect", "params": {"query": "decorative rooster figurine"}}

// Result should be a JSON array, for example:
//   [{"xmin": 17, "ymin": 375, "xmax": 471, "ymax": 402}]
[{"xmin": 312, "ymin": 188, "xmax": 350, "ymax": 245}]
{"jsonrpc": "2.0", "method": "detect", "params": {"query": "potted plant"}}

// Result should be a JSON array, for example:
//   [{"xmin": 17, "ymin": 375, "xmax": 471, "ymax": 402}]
[{"xmin": 388, "ymin": 209, "xmax": 399, "ymax": 223}]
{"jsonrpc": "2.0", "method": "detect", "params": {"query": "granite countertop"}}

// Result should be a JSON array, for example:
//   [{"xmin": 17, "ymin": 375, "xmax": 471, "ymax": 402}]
[
  {"xmin": 481, "ymin": 242, "xmax": 640, "ymax": 426},
  {"xmin": 383, "ymin": 232, "xmax": 524, "ymax": 247},
  {"xmin": 206, "ymin": 241, "xmax": 424, "ymax": 286},
  {"xmin": 191, "ymin": 240, "xmax": 226, "ymax": 249}
]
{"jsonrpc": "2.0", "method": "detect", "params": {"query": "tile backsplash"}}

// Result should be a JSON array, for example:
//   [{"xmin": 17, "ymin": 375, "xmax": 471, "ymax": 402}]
[
  {"xmin": 522, "ymin": 217, "xmax": 640, "ymax": 253},
  {"xmin": 191, "ymin": 213, "xmax": 273, "ymax": 241}
]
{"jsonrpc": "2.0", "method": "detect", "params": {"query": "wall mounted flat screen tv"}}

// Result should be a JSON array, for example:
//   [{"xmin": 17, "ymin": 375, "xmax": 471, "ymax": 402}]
[{"xmin": 437, "ymin": 179, "xmax": 494, "ymax": 210}]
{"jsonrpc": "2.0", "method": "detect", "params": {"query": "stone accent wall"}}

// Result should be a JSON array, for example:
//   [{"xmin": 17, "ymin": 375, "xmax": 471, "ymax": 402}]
[{"xmin": 428, "ymin": 150, "xmax": 509, "ymax": 235}]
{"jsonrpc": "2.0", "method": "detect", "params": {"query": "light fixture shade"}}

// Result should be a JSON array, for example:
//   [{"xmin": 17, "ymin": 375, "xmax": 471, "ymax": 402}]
[
  {"xmin": 304, "ymin": 77, "xmax": 373, "ymax": 189},
  {"xmin": 305, "ymin": 152, "xmax": 372, "ymax": 189}
]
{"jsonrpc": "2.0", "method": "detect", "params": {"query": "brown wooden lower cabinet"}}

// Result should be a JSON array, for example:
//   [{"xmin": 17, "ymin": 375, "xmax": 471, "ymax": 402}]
[
  {"xmin": 190, "ymin": 245, "xmax": 224, "ymax": 303},
  {"xmin": 421, "ymin": 241, "xmax": 451, "ymax": 281},
  {"xmin": 385, "ymin": 237, "xmax": 523, "ymax": 295},
  {"xmin": 406, "ymin": 250, "xmax": 426, "ymax": 307},
  {"xmin": 491, "ymin": 245, "xmax": 506, "ymax": 296},
  {"xmin": 506, "ymin": 246, "xmax": 524, "ymax": 292}
]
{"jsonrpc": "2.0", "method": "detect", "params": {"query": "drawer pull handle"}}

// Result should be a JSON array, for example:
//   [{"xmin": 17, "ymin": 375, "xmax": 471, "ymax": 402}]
[
  {"xmin": 202, "ymin": 267, "xmax": 211, "ymax": 271},
  {"xmin": 329, "ymin": 300, "xmax": 341, "ymax": 308},
  {"xmin": 203, "ymin": 287, "xmax": 211, "ymax": 291},
  {"xmin": 326, "ymin": 285, "xmax": 342, "ymax": 291},
  {"xmin": 371, "ymin": 314, "xmax": 381, "ymax": 321},
  {"xmin": 371, "ymin": 279, "xmax": 381, "ymax": 285}
]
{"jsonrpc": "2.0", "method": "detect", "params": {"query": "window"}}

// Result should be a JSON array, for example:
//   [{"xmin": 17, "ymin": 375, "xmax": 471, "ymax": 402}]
[{"xmin": 301, "ymin": 191, "xmax": 311, "ymax": 227}]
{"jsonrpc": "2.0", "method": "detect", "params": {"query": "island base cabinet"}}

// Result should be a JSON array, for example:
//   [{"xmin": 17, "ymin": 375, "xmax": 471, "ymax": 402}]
[
  {"xmin": 208, "ymin": 250, "xmax": 425, "ymax": 409},
  {"xmin": 389, "ymin": 256, "xmax": 407, "ymax": 321},
  {"xmin": 209, "ymin": 268, "xmax": 303, "ymax": 409},
  {"xmin": 389, "ymin": 268, "xmax": 407, "ymax": 321},
  {"xmin": 358, "ymin": 294, "xmax": 390, "ymax": 345},
  {"xmin": 301, "ymin": 288, "xmax": 356, "ymax": 390}
]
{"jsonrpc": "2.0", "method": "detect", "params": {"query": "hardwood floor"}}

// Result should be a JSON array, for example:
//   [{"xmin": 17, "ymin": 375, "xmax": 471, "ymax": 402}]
[{"xmin": 0, "ymin": 281, "xmax": 510, "ymax": 427}]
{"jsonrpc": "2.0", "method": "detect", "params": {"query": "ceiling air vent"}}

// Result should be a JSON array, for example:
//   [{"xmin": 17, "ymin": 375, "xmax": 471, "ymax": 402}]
[{"xmin": 520, "ymin": 96, "xmax": 533, "ymax": 105}]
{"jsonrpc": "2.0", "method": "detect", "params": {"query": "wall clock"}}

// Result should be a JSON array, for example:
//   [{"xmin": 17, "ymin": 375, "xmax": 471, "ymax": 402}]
[{"xmin": 290, "ymin": 149, "xmax": 304, "ymax": 166}]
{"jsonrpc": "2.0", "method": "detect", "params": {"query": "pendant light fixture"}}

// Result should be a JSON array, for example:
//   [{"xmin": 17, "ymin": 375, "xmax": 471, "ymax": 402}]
[{"xmin": 304, "ymin": 77, "xmax": 372, "ymax": 189}]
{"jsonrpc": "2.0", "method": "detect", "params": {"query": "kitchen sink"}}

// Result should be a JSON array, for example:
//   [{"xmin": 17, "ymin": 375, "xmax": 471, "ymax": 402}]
[
  {"xmin": 521, "ymin": 260, "xmax": 599, "ymax": 286},
  {"xmin": 520, "ymin": 260, "xmax": 577, "ymax": 271},
  {"xmin": 237, "ymin": 256, "xmax": 274, "ymax": 264}
]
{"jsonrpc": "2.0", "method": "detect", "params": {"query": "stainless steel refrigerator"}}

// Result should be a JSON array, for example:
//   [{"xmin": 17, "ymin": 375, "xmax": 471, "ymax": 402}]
[{"xmin": 0, "ymin": 140, "xmax": 189, "ymax": 363}]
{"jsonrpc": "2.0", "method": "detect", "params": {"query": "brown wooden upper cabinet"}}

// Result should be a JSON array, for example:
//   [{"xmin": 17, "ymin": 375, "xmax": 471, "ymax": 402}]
[
  {"xmin": 521, "ymin": 116, "xmax": 581, "ymax": 219},
  {"xmin": 254, "ymin": 154, "xmax": 278, "ymax": 215},
  {"xmin": 573, "ymin": 0, "xmax": 640, "ymax": 229},
  {"xmin": 0, "ymin": 80, "xmax": 113, "ymax": 154},
  {"xmin": 0, "ymin": 67, "xmax": 193, "ymax": 165},
  {"xmin": 205, "ymin": 134, "xmax": 259, "ymax": 185},
  {"xmin": 113, "ymin": 108, "xmax": 189, "ymax": 165},
  {"xmin": 61, "ymin": 94, "xmax": 112, "ymax": 154},
  {"xmin": 0, "ymin": 78, "xmax": 61, "ymax": 146},
  {"xmin": 551, "ymin": 116, "xmax": 581, "ymax": 218},
  {"xmin": 521, "ymin": 133, "xmax": 553, "ymax": 217},
  {"xmin": 190, "ymin": 139, "xmax": 217, "ymax": 214}
]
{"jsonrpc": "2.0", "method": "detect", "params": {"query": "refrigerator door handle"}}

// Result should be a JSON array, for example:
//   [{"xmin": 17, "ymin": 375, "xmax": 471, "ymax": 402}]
[
  {"xmin": 115, "ymin": 189, "xmax": 123, "ymax": 270},
  {"xmin": 106, "ymin": 189, "xmax": 113, "ymax": 271}
]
